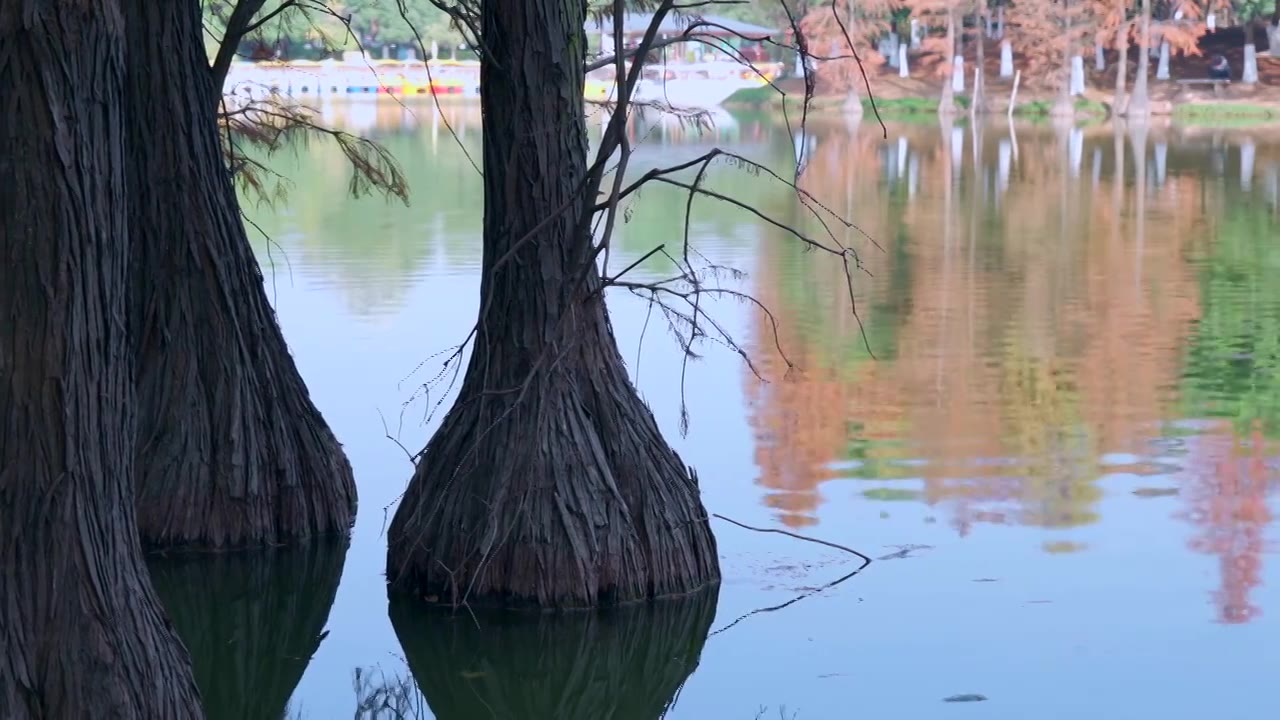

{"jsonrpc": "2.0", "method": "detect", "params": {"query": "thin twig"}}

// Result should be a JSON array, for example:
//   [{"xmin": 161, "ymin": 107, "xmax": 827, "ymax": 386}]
[
  {"xmin": 379, "ymin": 408, "xmax": 420, "ymax": 467},
  {"xmin": 712, "ymin": 513, "xmax": 873, "ymax": 567}
]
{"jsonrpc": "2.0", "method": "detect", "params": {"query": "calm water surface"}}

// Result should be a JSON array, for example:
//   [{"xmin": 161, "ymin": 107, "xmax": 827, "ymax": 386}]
[{"xmin": 222, "ymin": 102, "xmax": 1280, "ymax": 718}]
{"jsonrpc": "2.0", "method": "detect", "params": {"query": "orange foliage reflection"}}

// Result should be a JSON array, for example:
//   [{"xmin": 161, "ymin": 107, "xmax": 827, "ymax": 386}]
[{"xmin": 745, "ymin": 118, "xmax": 1272, "ymax": 562}]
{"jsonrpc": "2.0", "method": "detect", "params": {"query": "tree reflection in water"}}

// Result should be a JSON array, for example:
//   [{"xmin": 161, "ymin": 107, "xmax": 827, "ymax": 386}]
[
  {"xmin": 355, "ymin": 588, "xmax": 718, "ymax": 719},
  {"xmin": 147, "ymin": 539, "xmax": 349, "ymax": 720}
]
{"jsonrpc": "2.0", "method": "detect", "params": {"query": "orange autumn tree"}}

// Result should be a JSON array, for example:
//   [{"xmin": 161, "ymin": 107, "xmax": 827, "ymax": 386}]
[
  {"xmin": 1125, "ymin": 0, "xmax": 1207, "ymax": 114},
  {"xmin": 1095, "ymin": 0, "xmax": 1133, "ymax": 111},
  {"xmin": 902, "ymin": 0, "xmax": 970, "ymax": 114},
  {"xmin": 801, "ymin": 0, "xmax": 897, "ymax": 112},
  {"xmin": 1005, "ymin": 0, "xmax": 1096, "ymax": 103},
  {"xmin": 1151, "ymin": 0, "xmax": 1209, "ymax": 80}
]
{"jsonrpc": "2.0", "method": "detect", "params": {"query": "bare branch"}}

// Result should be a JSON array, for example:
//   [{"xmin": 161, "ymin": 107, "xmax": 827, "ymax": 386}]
[
  {"xmin": 829, "ymin": 1, "xmax": 886, "ymax": 138},
  {"xmin": 241, "ymin": 0, "xmax": 299, "ymax": 38},
  {"xmin": 713, "ymin": 513, "xmax": 873, "ymax": 566},
  {"xmin": 211, "ymin": 0, "xmax": 271, "ymax": 91}
]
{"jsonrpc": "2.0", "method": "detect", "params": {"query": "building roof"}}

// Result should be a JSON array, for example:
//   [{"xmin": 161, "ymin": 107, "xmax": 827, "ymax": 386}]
[{"xmin": 587, "ymin": 12, "xmax": 776, "ymax": 39}]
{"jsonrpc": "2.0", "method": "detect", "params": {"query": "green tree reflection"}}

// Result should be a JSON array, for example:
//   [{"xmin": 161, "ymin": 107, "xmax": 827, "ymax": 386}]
[{"xmin": 1181, "ymin": 198, "xmax": 1280, "ymax": 438}]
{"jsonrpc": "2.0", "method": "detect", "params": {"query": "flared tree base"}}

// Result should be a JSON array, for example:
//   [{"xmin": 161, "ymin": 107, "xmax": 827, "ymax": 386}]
[
  {"xmin": 122, "ymin": 0, "xmax": 356, "ymax": 553},
  {"xmin": 132, "ymin": 365, "xmax": 358, "ymax": 553},
  {"xmin": 386, "ymin": 363, "xmax": 720, "ymax": 609}
]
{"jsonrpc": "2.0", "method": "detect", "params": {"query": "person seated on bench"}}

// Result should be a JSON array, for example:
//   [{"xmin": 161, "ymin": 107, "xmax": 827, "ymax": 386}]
[{"xmin": 1208, "ymin": 55, "xmax": 1231, "ymax": 81}]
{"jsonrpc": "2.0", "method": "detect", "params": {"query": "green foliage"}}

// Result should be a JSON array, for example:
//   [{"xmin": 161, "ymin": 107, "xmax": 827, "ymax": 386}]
[
  {"xmin": 1230, "ymin": 0, "xmax": 1277, "ymax": 22},
  {"xmin": 715, "ymin": 0, "xmax": 813, "ymax": 30},
  {"xmin": 342, "ymin": 0, "xmax": 457, "ymax": 46},
  {"xmin": 723, "ymin": 85, "xmax": 787, "ymax": 106},
  {"xmin": 203, "ymin": 0, "xmax": 463, "ymax": 60},
  {"xmin": 210, "ymin": 0, "xmax": 814, "ymax": 59}
]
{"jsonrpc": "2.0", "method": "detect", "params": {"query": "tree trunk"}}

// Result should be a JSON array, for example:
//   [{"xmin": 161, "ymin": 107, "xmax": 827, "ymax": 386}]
[
  {"xmin": 974, "ymin": 0, "xmax": 989, "ymax": 114},
  {"xmin": 385, "ymin": 0, "xmax": 720, "ymax": 608},
  {"xmin": 1055, "ymin": 0, "xmax": 1077, "ymax": 115},
  {"xmin": 1114, "ymin": 19, "xmax": 1130, "ymax": 115},
  {"xmin": 940, "ymin": 10, "xmax": 958, "ymax": 116},
  {"xmin": 0, "ymin": 3, "xmax": 203, "ymax": 717},
  {"xmin": 844, "ymin": 2, "xmax": 864, "ymax": 117},
  {"xmin": 122, "ymin": 0, "xmax": 357, "ymax": 550},
  {"xmin": 1156, "ymin": 40, "xmax": 1170, "ymax": 80},
  {"xmin": 844, "ymin": 82, "xmax": 865, "ymax": 117},
  {"xmin": 1242, "ymin": 41, "xmax": 1259, "ymax": 83},
  {"xmin": 1128, "ymin": 0, "xmax": 1152, "ymax": 118}
]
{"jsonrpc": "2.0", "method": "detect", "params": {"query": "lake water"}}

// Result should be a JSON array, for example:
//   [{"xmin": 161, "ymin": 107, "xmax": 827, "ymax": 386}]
[{"xmin": 214, "ymin": 102, "xmax": 1280, "ymax": 718}]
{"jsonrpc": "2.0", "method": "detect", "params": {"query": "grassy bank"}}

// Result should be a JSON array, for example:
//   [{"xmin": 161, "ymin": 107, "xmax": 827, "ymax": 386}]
[
  {"xmin": 1172, "ymin": 102, "xmax": 1279, "ymax": 125},
  {"xmin": 723, "ymin": 87, "xmax": 970, "ymax": 116},
  {"xmin": 725, "ymin": 87, "xmax": 1111, "ymax": 120},
  {"xmin": 725, "ymin": 86, "xmax": 1280, "ymax": 129},
  {"xmin": 1012, "ymin": 98, "xmax": 1110, "ymax": 119}
]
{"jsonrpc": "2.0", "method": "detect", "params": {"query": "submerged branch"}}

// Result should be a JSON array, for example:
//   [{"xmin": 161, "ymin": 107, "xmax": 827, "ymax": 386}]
[
  {"xmin": 712, "ymin": 514, "xmax": 873, "ymax": 567},
  {"xmin": 705, "ymin": 513, "xmax": 872, "ymax": 640}
]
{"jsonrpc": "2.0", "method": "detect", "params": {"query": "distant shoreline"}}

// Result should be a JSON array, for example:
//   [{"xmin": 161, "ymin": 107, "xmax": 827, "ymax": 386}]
[{"xmin": 722, "ymin": 78, "xmax": 1280, "ymax": 125}]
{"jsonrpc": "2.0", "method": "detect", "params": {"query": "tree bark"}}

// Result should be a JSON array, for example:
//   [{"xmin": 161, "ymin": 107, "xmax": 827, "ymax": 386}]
[
  {"xmin": 939, "ymin": 9, "xmax": 958, "ymax": 116},
  {"xmin": 1128, "ymin": 0, "xmax": 1152, "ymax": 118},
  {"xmin": 1114, "ymin": 19, "xmax": 1130, "ymax": 115},
  {"xmin": 1242, "ymin": 41, "xmax": 1259, "ymax": 83},
  {"xmin": 0, "ymin": 3, "xmax": 203, "ymax": 717},
  {"xmin": 974, "ymin": 0, "xmax": 989, "ymax": 114},
  {"xmin": 1156, "ymin": 39, "xmax": 1170, "ymax": 80},
  {"xmin": 385, "ymin": 0, "xmax": 720, "ymax": 608},
  {"xmin": 122, "ymin": 0, "xmax": 357, "ymax": 550},
  {"xmin": 1053, "ymin": 0, "xmax": 1076, "ymax": 116},
  {"xmin": 843, "ymin": 4, "xmax": 863, "ymax": 117}
]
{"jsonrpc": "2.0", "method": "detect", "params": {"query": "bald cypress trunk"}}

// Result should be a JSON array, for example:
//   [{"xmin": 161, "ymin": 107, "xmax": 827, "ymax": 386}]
[
  {"xmin": 939, "ymin": 10, "xmax": 958, "ymax": 116},
  {"xmin": 122, "ymin": 0, "xmax": 356, "ymax": 550},
  {"xmin": 385, "ymin": 0, "xmax": 720, "ymax": 608},
  {"xmin": 1114, "ymin": 18, "xmax": 1130, "ymax": 115},
  {"xmin": 0, "ymin": 3, "xmax": 202, "ymax": 716},
  {"xmin": 973, "ymin": 0, "xmax": 988, "ymax": 113},
  {"xmin": 1128, "ymin": 0, "xmax": 1152, "ymax": 118}
]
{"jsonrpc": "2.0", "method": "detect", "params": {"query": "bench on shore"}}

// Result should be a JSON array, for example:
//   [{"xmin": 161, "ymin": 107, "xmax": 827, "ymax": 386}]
[{"xmin": 1176, "ymin": 78, "xmax": 1231, "ymax": 98}]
